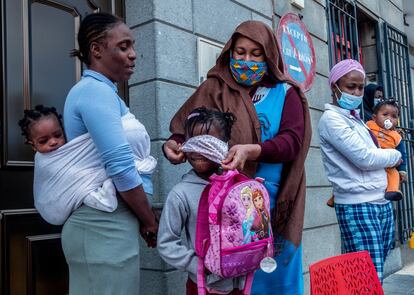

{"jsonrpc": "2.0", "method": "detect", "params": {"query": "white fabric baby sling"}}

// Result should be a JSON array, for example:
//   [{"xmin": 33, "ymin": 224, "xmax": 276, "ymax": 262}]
[{"xmin": 33, "ymin": 112, "xmax": 157, "ymax": 225}]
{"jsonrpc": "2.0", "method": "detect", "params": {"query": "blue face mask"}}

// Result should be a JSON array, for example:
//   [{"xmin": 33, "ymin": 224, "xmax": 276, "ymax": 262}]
[{"xmin": 335, "ymin": 85, "xmax": 363, "ymax": 110}]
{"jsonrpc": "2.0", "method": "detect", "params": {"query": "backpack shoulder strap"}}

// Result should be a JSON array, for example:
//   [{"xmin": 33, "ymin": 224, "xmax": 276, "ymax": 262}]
[
  {"xmin": 242, "ymin": 272, "xmax": 255, "ymax": 295},
  {"xmin": 195, "ymin": 184, "xmax": 211, "ymax": 257},
  {"xmin": 195, "ymin": 185, "xmax": 211, "ymax": 295},
  {"xmin": 197, "ymin": 259, "xmax": 207, "ymax": 295},
  {"xmin": 208, "ymin": 170, "xmax": 238, "ymax": 198},
  {"xmin": 208, "ymin": 170, "xmax": 249, "ymax": 195}
]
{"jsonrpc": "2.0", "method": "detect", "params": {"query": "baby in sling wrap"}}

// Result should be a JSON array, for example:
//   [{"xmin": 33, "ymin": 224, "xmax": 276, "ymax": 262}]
[{"xmin": 19, "ymin": 105, "xmax": 156, "ymax": 225}]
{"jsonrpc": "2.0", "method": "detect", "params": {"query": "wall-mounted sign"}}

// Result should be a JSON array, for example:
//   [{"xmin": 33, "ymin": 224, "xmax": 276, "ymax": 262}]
[
  {"xmin": 197, "ymin": 38, "xmax": 224, "ymax": 84},
  {"xmin": 277, "ymin": 13, "xmax": 316, "ymax": 92}
]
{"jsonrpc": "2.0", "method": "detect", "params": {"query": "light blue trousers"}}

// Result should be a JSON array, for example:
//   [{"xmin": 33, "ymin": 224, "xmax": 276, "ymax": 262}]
[{"xmin": 61, "ymin": 199, "xmax": 140, "ymax": 295}]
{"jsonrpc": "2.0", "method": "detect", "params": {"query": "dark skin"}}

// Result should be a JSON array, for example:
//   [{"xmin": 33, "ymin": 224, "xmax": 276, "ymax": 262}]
[
  {"xmin": 89, "ymin": 22, "xmax": 158, "ymax": 247},
  {"xmin": 327, "ymin": 72, "xmax": 402, "ymax": 207},
  {"xmin": 89, "ymin": 22, "xmax": 136, "ymax": 83},
  {"xmin": 372, "ymin": 105, "xmax": 406, "ymax": 182},
  {"xmin": 184, "ymin": 122, "xmax": 222, "ymax": 276},
  {"xmin": 374, "ymin": 90, "xmax": 383, "ymax": 99},
  {"xmin": 372, "ymin": 105, "xmax": 399, "ymax": 131},
  {"xmin": 28, "ymin": 116, "xmax": 66, "ymax": 153},
  {"xmin": 185, "ymin": 122, "xmax": 223, "ymax": 180},
  {"xmin": 214, "ymin": 36, "xmax": 265, "ymax": 169},
  {"xmin": 331, "ymin": 70, "xmax": 365, "ymax": 105},
  {"xmin": 331, "ymin": 70, "xmax": 402, "ymax": 168},
  {"xmin": 164, "ymin": 36, "xmax": 263, "ymax": 170}
]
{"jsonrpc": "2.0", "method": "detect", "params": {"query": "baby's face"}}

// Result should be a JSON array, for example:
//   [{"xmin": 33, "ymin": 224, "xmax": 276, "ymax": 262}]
[
  {"xmin": 373, "ymin": 105, "xmax": 399, "ymax": 130},
  {"xmin": 29, "ymin": 116, "xmax": 65, "ymax": 153}
]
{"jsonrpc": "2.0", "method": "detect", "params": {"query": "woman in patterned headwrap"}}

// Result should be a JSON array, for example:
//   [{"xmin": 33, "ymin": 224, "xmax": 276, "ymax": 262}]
[
  {"xmin": 318, "ymin": 59, "xmax": 402, "ymax": 283},
  {"xmin": 163, "ymin": 20, "xmax": 311, "ymax": 294}
]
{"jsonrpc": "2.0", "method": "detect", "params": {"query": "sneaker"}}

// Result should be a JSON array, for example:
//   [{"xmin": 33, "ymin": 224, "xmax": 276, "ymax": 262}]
[{"xmin": 384, "ymin": 191, "xmax": 403, "ymax": 201}]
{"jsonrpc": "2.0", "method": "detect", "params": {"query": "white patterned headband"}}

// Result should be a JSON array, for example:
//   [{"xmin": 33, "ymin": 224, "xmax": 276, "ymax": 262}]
[{"xmin": 181, "ymin": 135, "xmax": 228, "ymax": 164}]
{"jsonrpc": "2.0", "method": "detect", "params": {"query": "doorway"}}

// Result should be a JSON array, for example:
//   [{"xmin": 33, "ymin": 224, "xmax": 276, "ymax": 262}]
[{"xmin": 0, "ymin": 1, "xmax": 123, "ymax": 294}]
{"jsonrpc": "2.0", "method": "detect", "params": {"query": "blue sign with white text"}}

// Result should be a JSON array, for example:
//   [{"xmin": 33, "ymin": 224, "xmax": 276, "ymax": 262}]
[{"xmin": 277, "ymin": 13, "xmax": 316, "ymax": 92}]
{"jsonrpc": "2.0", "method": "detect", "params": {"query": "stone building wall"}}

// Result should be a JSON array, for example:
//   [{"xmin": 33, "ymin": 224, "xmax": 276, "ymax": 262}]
[{"xmin": 124, "ymin": 1, "xmax": 409, "ymax": 294}]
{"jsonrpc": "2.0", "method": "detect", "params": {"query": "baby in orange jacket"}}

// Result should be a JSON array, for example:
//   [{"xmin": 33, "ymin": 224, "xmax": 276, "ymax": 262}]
[
  {"xmin": 327, "ymin": 99, "xmax": 407, "ymax": 207},
  {"xmin": 366, "ymin": 99, "xmax": 406, "ymax": 201}
]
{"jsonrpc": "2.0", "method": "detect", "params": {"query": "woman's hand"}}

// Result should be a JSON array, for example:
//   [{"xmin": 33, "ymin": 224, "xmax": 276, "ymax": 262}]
[
  {"xmin": 119, "ymin": 186, "xmax": 159, "ymax": 248},
  {"xmin": 163, "ymin": 139, "xmax": 186, "ymax": 164},
  {"xmin": 393, "ymin": 158, "xmax": 403, "ymax": 168},
  {"xmin": 221, "ymin": 144, "xmax": 261, "ymax": 171},
  {"xmin": 139, "ymin": 222, "xmax": 158, "ymax": 248},
  {"xmin": 139, "ymin": 207, "xmax": 161, "ymax": 248},
  {"xmin": 399, "ymin": 171, "xmax": 408, "ymax": 183}
]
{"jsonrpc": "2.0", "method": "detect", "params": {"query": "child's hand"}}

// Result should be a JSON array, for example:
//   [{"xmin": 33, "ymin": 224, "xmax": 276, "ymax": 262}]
[
  {"xmin": 163, "ymin": 140, "xmax": 186, "ymax": 164},
  {"xmin": 399, "ymin": 171, "xmax": 408, "ymax": 183},
  {"xmin": 396, "ymin": 127, "xmax": 406, "ymax": 137}
]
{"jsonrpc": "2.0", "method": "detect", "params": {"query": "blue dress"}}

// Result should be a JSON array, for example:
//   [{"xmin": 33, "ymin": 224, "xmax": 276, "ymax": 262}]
[{"xmin": 251, "ymin": 83, "xmax": 304, "ymax": 295}]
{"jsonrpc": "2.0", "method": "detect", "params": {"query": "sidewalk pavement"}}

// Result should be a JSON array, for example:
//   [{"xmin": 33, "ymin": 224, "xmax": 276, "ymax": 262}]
[{"xmin": 383, "ymin": 263, "xmax": 414, "ymax": 294}]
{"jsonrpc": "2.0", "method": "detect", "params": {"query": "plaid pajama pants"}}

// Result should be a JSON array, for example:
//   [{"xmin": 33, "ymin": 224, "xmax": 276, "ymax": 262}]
[{"xmin": 335, "ymin": 202, "xmax": 394, "ymax": 282}]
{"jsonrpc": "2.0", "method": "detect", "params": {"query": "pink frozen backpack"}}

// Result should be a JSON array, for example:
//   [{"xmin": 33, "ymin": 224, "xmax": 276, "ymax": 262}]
[{"xmin": 195, "ymin": 169, "xmax": 274, "ymax": 295}]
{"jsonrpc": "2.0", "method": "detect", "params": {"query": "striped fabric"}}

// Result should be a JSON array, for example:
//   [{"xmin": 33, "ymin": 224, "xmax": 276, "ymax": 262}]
[{"xmin": 335, "ymin": 202, "xmax": 394, "ymax": 282}]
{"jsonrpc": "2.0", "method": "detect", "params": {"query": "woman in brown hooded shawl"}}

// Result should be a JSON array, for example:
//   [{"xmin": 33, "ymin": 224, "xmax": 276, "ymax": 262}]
[{"xmin": 164, "ymin": 20, "xmax": 311, "ymax": 294}]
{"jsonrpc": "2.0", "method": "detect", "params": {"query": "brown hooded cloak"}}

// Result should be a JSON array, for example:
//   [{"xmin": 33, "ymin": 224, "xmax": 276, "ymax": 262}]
[{"xmin": 169, "ymin": 20, "xmax": 311, "ymax": 250}]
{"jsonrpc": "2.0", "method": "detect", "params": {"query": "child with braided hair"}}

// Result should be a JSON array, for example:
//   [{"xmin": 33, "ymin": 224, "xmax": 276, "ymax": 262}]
[
  {"xmin": 157, "ymin": 107, "xmax": 248, "ymax": 295},
  {"xmin": 19, "ymin": 104, "xmax": 156, "ymax": 226},
  {"xmin": 19, "ymin": 105, "xmax": 66, "ymax": 153},
  {"xmin": 19, "ymin": 104, "xmax": 119, "ymax": 222}
]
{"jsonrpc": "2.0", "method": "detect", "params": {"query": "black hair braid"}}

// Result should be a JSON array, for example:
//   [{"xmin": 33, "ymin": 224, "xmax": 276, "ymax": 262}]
[
  {"xmin": 373, "ymin": 97, "xmax": 400, "ymax": 115},
  {"xmin": 18, "ymin": 105, "xmax": 63, "ymax": 144},
  {"xmin": 185, "ymin": 107, "xmax": 237, "ymax": 141},
  {"xmin": 70, "ymin": 12, "xmax": 121, "ymax": 65}
]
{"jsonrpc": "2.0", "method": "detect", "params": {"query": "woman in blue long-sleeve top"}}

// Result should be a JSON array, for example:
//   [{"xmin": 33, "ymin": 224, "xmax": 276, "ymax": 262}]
[{"xmin": 61, "ymin": 12, "xmax": 158, "ymax": 295}]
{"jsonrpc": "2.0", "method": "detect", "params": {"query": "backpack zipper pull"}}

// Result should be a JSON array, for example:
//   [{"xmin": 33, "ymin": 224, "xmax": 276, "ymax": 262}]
[{"xmin": 267, "ymin": 240, "xmax": 272, "ymax": 257}]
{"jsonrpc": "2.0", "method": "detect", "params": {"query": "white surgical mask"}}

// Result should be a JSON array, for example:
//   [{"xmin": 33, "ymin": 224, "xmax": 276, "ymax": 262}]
[{"xmin": 335, "ymin": 85, "xmax": 363, "ymax": 110}]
